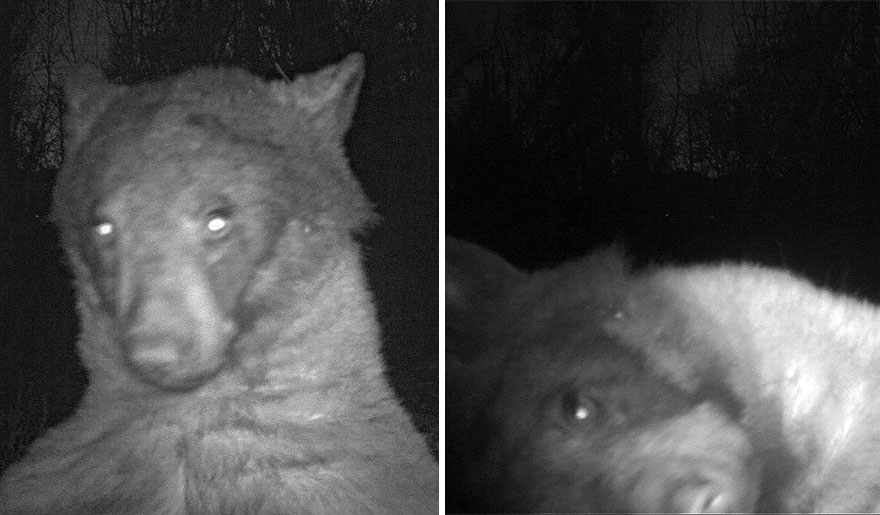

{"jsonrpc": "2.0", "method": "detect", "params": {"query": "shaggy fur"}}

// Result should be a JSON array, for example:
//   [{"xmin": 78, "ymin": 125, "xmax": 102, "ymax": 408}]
[
  {"xmin": 447, "ymin": 236, "xmax": 880, "ymax": 513},
  {"xmin": 619, "ymin": 262, "xmax": 880, "ymax": 511},
  {"xmin": 0, "ymin": 56, "xmax": 437, "ymax": 514}
]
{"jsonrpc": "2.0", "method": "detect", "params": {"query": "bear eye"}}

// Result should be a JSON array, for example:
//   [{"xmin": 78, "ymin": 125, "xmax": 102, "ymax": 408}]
[
  {"xmin": 558, "ymin": 388, "xmax": 602, "ymax": 426},
  {"xmin": 204, "ymin": 207, "xmax": 233, "ymax": 238},
  {"xmin": 95, "ymin": 221, "xmax": 114, "ymax": 237},
  {"xmin": 90, "ymin": 219, "xmax": 116, "ymax": 246}
]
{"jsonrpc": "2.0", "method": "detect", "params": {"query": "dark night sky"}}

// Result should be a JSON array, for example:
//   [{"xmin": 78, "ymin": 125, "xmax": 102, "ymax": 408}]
[{"xmin": 446, "ymin": 2, "xmax": 880, "ymax": 299}]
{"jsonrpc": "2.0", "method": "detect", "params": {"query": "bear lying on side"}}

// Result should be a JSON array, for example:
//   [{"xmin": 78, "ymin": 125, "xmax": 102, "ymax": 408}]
[{"xmin": 446, "ymin": 237, "xmax": 880, "ymax": 513}]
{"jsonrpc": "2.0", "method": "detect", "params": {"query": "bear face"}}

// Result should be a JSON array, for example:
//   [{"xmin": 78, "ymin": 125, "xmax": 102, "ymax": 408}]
[
  {"xmin": 0, "ymin": 57, "xmax": 437, "ymax": 515},
  {"xmin": 446, "ymin": 238, "xmax": 760, "ymax": 513},
  {"xmin": 53, "ymin": 55, "xmax": 374, "ymax": 392},
  {"xmin": 448, "ymin": 236, "xmax": 880, "ymax": 513}
]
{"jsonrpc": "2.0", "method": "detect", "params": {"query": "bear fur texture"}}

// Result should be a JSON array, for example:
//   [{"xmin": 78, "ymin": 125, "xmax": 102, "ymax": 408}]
[
  {"xmin": 446, "ymin": 236, "xmax": 880, "ymax": 513},
  {"xmin": 0, "ymin": 56, "xmax": 437, "ymax": 515}
]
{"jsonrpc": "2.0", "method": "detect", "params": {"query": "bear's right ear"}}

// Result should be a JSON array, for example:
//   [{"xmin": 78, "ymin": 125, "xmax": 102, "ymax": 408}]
[
  {"xmin": 64, "ymin": 64, "xmax": 127, "ymax": 154},
  {"xmin": 271, "ymin": 53, "xmax": 365, "ymax": 143},
  {"xmin": 446, "ymin": 237, "xmax": 524, "ymax": 311},
  {"xmin": 446, "ymin": 237, "xmax": 525, "ymax": 360}
]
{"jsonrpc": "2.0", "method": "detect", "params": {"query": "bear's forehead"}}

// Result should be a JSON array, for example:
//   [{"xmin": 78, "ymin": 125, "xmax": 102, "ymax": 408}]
[
  {"xmin": 55, "ymin": 66, "xmax": 373, "ymax": 237},
  {"xmin": 74, "ymin": 84, "xmax": 300, "ymax": 189},
  {"xmin": 86, "ymin": 68, "xmax": 311, "ymax": 158},
  {"xmin": 135, "ymin": 66, "xmax": 278, "ymax": 116},
  {"xmin": 82, "ymin": 122, "xmax": 279, "ymax": 197}
]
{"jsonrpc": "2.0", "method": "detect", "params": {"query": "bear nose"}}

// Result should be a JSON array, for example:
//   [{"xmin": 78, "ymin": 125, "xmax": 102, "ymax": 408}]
[{"xmin": 668, "ymin": 477, "xmax": 743, "ymax": 513}]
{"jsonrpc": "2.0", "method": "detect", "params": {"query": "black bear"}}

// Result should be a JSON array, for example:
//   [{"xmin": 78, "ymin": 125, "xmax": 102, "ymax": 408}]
[
  {"xmin": 447, "ymin": 237, "xmax": 880, "ymax": 513},
  {"xmin": 0, "ymin": 55, "xmax": 437, "ymax": 514}
]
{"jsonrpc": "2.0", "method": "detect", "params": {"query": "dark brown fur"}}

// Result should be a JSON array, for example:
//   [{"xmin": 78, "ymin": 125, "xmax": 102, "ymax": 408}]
[
  {"xmin": 447, "ymin": 236, "xmax": 880, "ymax": 512},
  {"xmin": 0, "ymin": 55, "xmax": 437, "ymax": 514},
  {"xmin": 445, "ymin": 239, "xmax": 760, "ymax": 513}
]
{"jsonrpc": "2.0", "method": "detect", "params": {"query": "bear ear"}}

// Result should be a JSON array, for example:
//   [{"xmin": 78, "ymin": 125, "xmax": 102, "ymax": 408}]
[
  {"xmin": 64, "ymin": 64, "xmax": 127, "ymax": 154},
  {"xmin": 446, "ymin": 237, "xmax": 524, "ymax": 311},
  {"xmin": 446, "ymin": 237, "xmax": 526, "ymax": 360},
  {"xmin": 271, "ymin": 53, "xmax": 365, "ymax": 142}
]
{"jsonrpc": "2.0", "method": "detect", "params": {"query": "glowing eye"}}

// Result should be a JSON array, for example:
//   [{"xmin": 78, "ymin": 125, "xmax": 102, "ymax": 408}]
[
  {"xmin": 94, "ymin": 222, "xmax": 114, "ymax": 237},
  {"xmin": 207, "ymin": 216, "xmax": 227, "ymax": 232},
  {"xmin": 572, "ymin": 404, "xmax": 591, "ymax": 421},
  {"xmin": 559, "ymin": 389, "xmax": 601, "ymax": 425},
  {"xmin": 205, "ymin": 207, "xmax": 232, "ymax": 237}
]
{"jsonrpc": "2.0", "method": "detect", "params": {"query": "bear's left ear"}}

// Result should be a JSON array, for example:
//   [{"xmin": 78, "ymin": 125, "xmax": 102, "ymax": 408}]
[
  {"xmin": 271, "ymin": 53, "xmax": 365, "ymax": 142},
  {"xmin": 64, "ymin": 64, "xmax": 128, "ymax": 155},
  {"xmin": 446, "ymin": 237, "xmax": 526, "ymax": 361}
]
